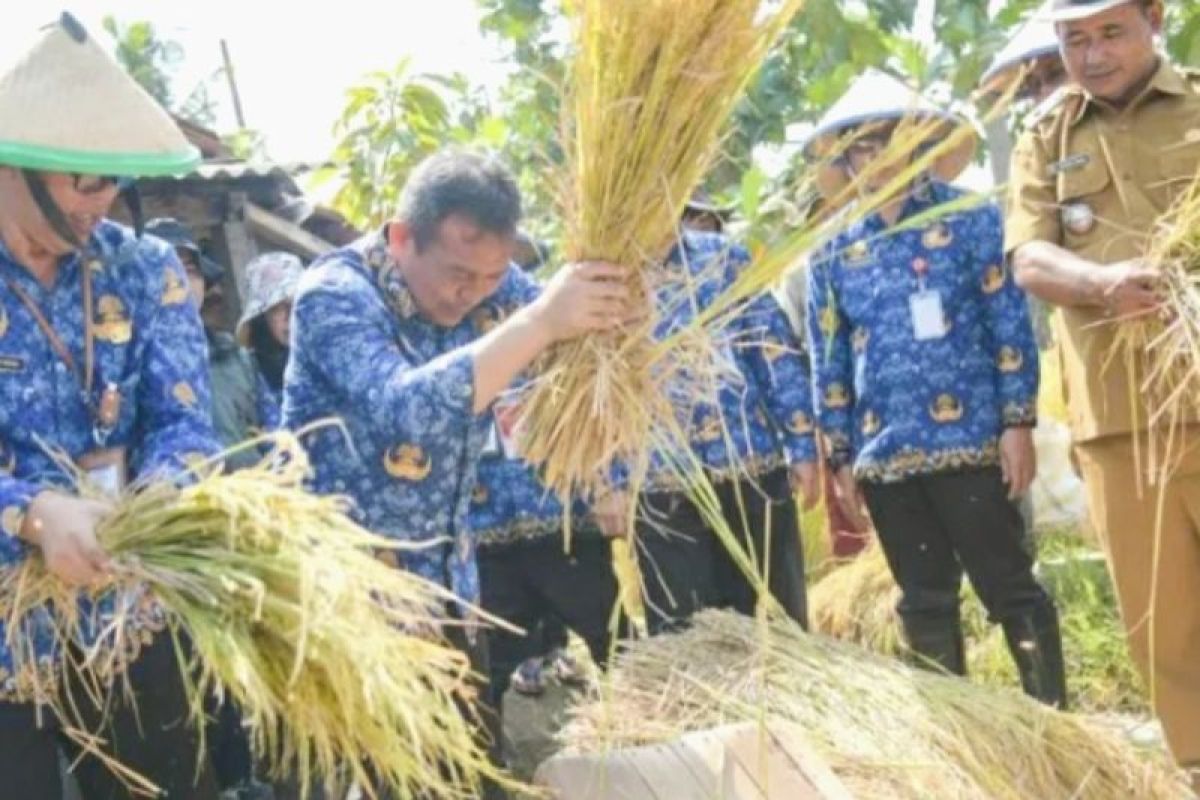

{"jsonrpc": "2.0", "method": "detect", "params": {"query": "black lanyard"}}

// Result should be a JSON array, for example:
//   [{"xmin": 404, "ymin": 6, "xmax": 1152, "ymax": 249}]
[{"xmin": 3, "ymin": 262, "xmax": 119, "ymax": 442}]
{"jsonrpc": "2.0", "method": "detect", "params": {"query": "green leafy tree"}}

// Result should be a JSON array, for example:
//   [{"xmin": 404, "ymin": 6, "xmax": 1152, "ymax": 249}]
[
  {"xmin": 103, "ymin": 16, "xmax": 218, "ymax": 128},
  {"xmin": 472, "ymin": 0, "xmax": 1027, "ymax": 207},
  {"xmin": 324, "ymin": 60, "xmax": 489, "ymax": 229}
]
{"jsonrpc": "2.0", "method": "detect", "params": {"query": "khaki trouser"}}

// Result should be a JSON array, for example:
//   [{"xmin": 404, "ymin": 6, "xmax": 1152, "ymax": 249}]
[{"xmin": 1076, "ymin": 433, "xmax": 1200, "ymax": 765}]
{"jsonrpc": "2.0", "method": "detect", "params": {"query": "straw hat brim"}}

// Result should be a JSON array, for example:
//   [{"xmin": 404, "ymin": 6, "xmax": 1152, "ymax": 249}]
[
  {"xmin": 1038, "ymin": 0, "xmax": 1134, "ymax": 22},
  {"xmin": 0, "ymin": 141, "xmax": 199, "ymax": 176}
]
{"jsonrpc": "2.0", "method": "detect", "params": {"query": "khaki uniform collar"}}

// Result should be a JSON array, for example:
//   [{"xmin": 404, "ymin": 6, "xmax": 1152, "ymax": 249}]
[{"xmin": 1069, "ymin": 58, "xmax": 1189, "ymax": 126}]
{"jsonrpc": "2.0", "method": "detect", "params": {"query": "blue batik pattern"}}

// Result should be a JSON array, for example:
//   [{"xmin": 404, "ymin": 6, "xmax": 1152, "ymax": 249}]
[
  {"xmin": 0, "ymin": 219, "xmax": 219, "ymax": 700},
  {"xmin": 805, "ymin": 180, "xmax": 1039, "ymax": 483},
  {"xmin": 283, "ymin": 230, "xmax": 539, "ymax": 604},
  {"xmin": 648, "ymin": 232, "xmax": 818, "ymax": 490},
  {"xmin": 254, "ymin": 369, "xmax": 281, "ymax": 432}
]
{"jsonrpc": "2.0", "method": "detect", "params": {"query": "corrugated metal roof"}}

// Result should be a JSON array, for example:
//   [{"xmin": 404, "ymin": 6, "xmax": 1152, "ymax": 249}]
[{"xmin": 173, "ymin": 161, "xmax": 329, "ymax": 181}]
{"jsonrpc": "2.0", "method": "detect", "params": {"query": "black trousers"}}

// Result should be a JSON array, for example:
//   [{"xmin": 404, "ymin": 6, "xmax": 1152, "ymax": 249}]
[
  {"xmin": 479, "ymin": 536, "xmax": 624, "ymax": 702},
  {"xmin": 205, "ymin": 696, "xmax": 254, "ymax": 791},
  {"xmin": 637, "ymin": 467, "xmax": 807, "ymax": 634},
  {"xmin": 0, "ymin": 632, "xmax": 218, "ymax": 800},
  {"xmin": 860, "ymin": 467, "xmax": 1053, "ymax": 628}
]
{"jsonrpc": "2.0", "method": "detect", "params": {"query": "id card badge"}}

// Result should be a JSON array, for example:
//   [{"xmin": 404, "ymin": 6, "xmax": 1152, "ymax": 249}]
[
  {"xmin": 909, "ymin": 290, "xmax": 947, "ymax": 341},
  {"xmin": 77, "ymin": 447, "xmax": 128, "ymax": 498},
  {"xmin": 493, "ymin": 396, "xmax": 524, "ymax": 460}
]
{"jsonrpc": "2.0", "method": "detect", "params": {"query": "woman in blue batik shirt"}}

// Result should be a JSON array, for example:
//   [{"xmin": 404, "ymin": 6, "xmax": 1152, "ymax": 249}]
[{"xmin": 804, "ymin": 70, "xmax": 1066, "ymax": 707}]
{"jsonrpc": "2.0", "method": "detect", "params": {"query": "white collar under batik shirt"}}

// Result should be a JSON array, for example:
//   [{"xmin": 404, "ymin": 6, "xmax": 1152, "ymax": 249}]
[
  {"xmin": 806, "ymin": 181, "xmax": 1039, "ymax": 483},
  {"xmin": 282, "ymin": 228, "xmax": 539, "ymax": 605},
  {"xmin": 0, "ymin": 219, "xmax": 218, "ymax": 700}
]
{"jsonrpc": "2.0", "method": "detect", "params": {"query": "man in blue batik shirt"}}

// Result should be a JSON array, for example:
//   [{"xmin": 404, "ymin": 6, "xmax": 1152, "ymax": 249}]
[
  {"xmin": 470, "ymin": 445, "xmax": 625, "ymax": 703},
  {"xmin": 283, "ymin": 148, "xmax": 635, "ymax": 772},
  {"xmin": 804, "ymin": 70, "xmax": 1065, "ymax": 707},
  {"xmin": 636, "ymin": 214, "xmax": 820, "ymax": 634},
  {"xmin": 0, "ymin": 15, "xmax": 222, "ymax": 797}
]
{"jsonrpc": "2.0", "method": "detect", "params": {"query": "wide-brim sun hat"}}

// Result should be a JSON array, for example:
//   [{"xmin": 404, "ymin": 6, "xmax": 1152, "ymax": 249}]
[
  {"xmin": 0, "ymin": 13, "xmax": 199, "ymax": 177},
  {"xmin": 804, "ymin": 69, "xmax": 979, "ymax": 200}
]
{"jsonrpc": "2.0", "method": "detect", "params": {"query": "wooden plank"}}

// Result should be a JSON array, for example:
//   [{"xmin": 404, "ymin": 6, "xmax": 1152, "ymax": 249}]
[
  {"xmin": 245, "ymin": 201, "xmax": 334, "ymax": 261},
  {"xmin": 535, "ymin": 723, "xmax": 855, "ymax": 800},
  {"xmin": 723, "ymin": 724, "xmax": 829, "ymax": 800},
  {"xmin": 770, "ymin": 726, "xmax": 856, "ymax": 800},
  {"xmin": 536, "ymin": 750, "xmax": 659, "ymax": 800},
  {"xmin": 625, "ymin": 740, "xmax": 717, "ymax": 800}
]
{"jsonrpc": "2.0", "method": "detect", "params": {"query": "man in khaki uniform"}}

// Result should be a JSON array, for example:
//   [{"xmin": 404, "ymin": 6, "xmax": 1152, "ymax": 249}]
[{"xmin": 1006, "ymin": 0, "xmax": 1200, "ymax": 781}]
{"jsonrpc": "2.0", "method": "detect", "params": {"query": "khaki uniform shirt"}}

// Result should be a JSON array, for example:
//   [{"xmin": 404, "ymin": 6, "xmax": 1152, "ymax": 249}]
[{"xmin": 1005, "ymin": 60, "xmax": 1200, "ymax": 442}]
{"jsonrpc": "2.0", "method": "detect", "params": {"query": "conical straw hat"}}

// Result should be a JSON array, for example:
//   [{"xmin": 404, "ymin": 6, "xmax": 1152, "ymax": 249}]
[
  {"xmin": 804, "ymin": 70, "xmax": 978, "ymax": 200},
  {"xmin": 979, "ymin": 2, "xmax": 1060, "ymax": 96},
  {"xmin": 0, "ymin": 13, "xmax": 199, "ymax": 176}
]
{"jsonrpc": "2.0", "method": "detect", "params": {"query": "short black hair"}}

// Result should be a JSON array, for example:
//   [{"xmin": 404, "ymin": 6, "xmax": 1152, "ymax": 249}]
[{"xmin": 398, "ymin": 148, "xmax": 522, "ymax": 252}]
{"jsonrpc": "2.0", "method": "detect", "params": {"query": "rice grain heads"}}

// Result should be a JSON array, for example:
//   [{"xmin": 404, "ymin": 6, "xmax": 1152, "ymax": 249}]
[
  {"xmin": 517, "ymin": 0, "xmax": 805, "ymax": 503},
  {"xmin": 0, "ymin": 435, "xmax": 506, "ymax": 799}
]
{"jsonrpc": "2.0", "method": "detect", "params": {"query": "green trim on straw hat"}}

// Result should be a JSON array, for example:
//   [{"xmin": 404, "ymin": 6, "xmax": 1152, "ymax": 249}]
[{"xmin": 0, "ymin": 139, "xmax": 200, "ymax": 177}]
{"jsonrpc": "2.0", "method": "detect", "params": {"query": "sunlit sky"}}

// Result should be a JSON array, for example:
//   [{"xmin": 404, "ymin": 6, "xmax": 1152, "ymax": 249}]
[
  {"xmin": 5, "ymin": 1, "xmax": 1011, "ymax": 188},
  {"xmin": 3, "ymin": 1, "xmax": 511, "ymax": 163}
]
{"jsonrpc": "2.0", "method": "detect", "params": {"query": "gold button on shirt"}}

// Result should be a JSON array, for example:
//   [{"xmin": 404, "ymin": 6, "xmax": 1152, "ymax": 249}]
[{"xmin": 1005, "ymin": 61, "xmax": 1200, "ymax": 442}]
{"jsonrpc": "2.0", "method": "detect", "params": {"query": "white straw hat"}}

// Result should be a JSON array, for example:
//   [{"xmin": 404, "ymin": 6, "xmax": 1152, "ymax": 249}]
[
  {"xmin": 0, "ymin": 13, "xmax": 199, "ymax": 176},
  {"xmin": 979, "ymin": 2, "xmax": 1061, "ymax": 96},
  {"xmin": 1038, "ymin": 0, "xmax": 1137, "ymax": 23},
  {"xmin": 804, "ymin": 70, "xmax": 979, "ymax": 200}
]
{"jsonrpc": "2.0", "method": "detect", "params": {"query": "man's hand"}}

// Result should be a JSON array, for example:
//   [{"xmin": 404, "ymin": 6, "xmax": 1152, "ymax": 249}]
[
  {"xmin": 831, "ymin": 466, "xmax": 871, "ymax": 532},
  {"xmin": 1091, "ymin": 259, "xmax": 1162, "ymax": 319},
  {"xmin": 999, "ymin": 427, "xmax": 1037, "ymax": 500},
  {"xmin": 527, "ymin": 262, "xmax": 636, "ymax": 343},
  {"xmin": 788, "ymin": 462, "xmax": 820, "ymax": 511},
  {"xmin": 590, "ymin": 490, "xmax": 630, "ymax": 539},
  {"xmin": 20, "ymin": 492, "xmax": 114, "ymax": 587}
]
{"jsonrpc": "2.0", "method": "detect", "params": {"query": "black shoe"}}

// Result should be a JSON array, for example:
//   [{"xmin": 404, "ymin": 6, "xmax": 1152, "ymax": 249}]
[
  {"xmin": 901, "ymin": 616, "xmax": 966, "ymax": 676},
  {"xmin": 1001, "ymin": 605, "xmax": 1068, "ymax": 709}
]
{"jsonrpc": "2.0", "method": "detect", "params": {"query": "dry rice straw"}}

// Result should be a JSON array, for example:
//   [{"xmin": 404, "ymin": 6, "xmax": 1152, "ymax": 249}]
[
  {"xmin": 0, "ymin": 434, "xmax": 512, "ymax": 799},
  {"xmin": 563, "ymin": 609, "xmax": 1185, "ymax": 799}
]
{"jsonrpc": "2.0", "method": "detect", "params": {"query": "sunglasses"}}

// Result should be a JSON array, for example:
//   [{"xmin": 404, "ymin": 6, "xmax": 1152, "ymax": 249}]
[{"xmin": 70, "ymin": 173, "xmax": 134, "ymax": 195}]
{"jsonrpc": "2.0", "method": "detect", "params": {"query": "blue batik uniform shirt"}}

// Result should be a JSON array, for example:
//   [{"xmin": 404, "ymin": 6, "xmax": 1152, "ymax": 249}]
[
  {"xmin": 0, "ymin": 219, "xmax": 219, "ymax": 699},
  {"xmin": 469, "ymin": 455, "xmax": 598, "ymax": 551},
  {"xmin": 282, "ymin": 229, "xmax": 539, "ymax": 605},
  {"xmin": 254, "ymin": 368, "xmax": 281, "ymax": 431},
  {"xmin": 648, "ymin": 232, "xmax": 818, "ymax": 489},
  {"xmin": 805, "ymin": 181, "xmax": 1039, "ymax": 482}
]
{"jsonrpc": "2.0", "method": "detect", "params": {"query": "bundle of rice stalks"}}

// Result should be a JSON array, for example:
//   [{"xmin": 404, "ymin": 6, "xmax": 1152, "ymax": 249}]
[
  {"xmin": 564, "ymin": 609, "xmax": 1184, "ymax": 799},
  {"xmin": 808, "ymin": 539, "xmax": 902, "ymax": 653},
  {"xmin": 1110, "ymin": 171, "xmax": 1200, "ymax": 476},
  {"xmin": 0, "ymin": 435, "xmax": 506, "ymax": 799},
  {"xmin": 809, "ymin": 532, "xmax": 1146, "ymax": 715},
  {"xmin": 517, "ymin": 0, "xmax": 806, "ymax": 502}
]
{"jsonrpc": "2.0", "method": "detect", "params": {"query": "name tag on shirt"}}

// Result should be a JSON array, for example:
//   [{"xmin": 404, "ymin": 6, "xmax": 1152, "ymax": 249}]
[
  {"xmin": 910, "ymin": 290, "xmax": 947, "ymax": 341},
  {"xmin": 77, "ymin": 447, "xmax": 128, "ymax": 498},
  {"xmin": 483, "ymin": 394, "xmax": 524, "ymax": 459}
]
